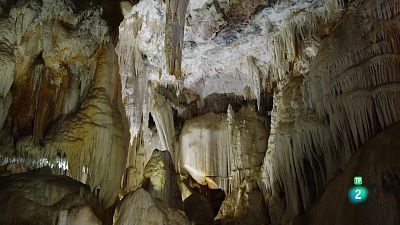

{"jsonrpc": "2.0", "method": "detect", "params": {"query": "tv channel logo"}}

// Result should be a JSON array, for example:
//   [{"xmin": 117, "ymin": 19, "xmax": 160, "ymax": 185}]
[{"xmin": 348, "ymin": 176, "xmax": 368, "ymax": 204}]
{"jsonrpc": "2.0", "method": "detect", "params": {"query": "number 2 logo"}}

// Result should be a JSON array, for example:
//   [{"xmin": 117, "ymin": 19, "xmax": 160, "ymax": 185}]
[
  {"xmin": 348, "ymin": 185, "xmax": 368, "ymax": 204},
  {"xmin": 355, "ymin": 189, "xmax": 362, "ymax": 200}
]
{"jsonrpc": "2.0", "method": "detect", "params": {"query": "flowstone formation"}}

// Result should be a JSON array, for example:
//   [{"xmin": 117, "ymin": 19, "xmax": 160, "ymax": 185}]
[{"xmin": 180, "ymin": 106, "xmax": 268, "ymax": 193}]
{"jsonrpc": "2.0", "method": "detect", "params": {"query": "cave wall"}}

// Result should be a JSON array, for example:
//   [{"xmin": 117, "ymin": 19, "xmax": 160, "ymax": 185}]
[
  {"xmin": 308, "ymin": 121, "xmax": 400, "ymax": 225},
  {"xmin": 261, "ymin": 0, "xmax": 400, "ymax": 223},
  {"xmin": 0, "ymin": 173, "xmax": 102, "ymax": 225}
]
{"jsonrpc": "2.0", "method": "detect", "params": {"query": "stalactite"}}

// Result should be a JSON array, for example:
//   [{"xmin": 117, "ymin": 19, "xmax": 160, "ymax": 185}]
[
  {"xmin": 0, "ymin": 17, "xmax": 15, "ymax": 130},
  {"xmin": 33, "ymin": 66, "xmax": 67, "ymax": 143},
  {"xmin": 62, "ymin": 71, "xmax": 80, "ymax": 115},
  {"xmin": 265, "ymin": 0, "xmax": 342, "ymax": 83},
  {"xmin": 10, "ymin": 0, "xmax": 41, "ymax": 46},
  {"xmin": 151, "ymin": 93, "xmax": 176, "ymax": 155},
  {"xmin": 0, "ymin": 94, "xmax": 11, "ymax": 129},
  {"xmin": 165, "ymin": 0, "xmax": 189, "ymax": 78},
  {"xmin": 42, "ymin": 19, "xmax": 53, "ymax": 52},
  {"xmin": 116, "ymin": 12, "xmax": 146, "ymax": 141},
  {"xmin": 308, "ymin": 121, "xmax": 400, "ymax": 225},
  {"xmin": 247, "ymin": 56, "xmax": 262, "ymax": 111}
]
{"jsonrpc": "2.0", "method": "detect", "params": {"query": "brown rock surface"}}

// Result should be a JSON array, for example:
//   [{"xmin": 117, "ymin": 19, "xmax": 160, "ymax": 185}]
[
  {"xmin": 0, "ymin": 173, "xmax": 101, "ymax": 225},
  {"xmin": 308, "ymin": 122, "xmax": 400, "ymax": 225}
]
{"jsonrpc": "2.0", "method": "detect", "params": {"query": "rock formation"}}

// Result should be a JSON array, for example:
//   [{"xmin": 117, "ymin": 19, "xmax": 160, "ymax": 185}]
[
  {"xmin": 260, "ymin": 0, "xmax": 400, "ymax": 223},
  {"xmin": 0, "ymin": 173, "xmax": 101, "ymax": 225},
  {"xmin": 1, "ymin": 0, "xmax": 400, "ymax": 224},
  {"xmin": 308, "ymin": 121, "xmax": 400, "ymax": 225},
  {"xmin": 180, "ymin": 105, "xmax": 268, "ymax": 193},
  {"xmin": 113, "ymin": 188, "xmax": 189, "ymax": 225},
  {"xmin": 183, "ymin": 192, "xmax": 215, "ymax": 225},
  {"xmin": 165, "ymin": 0, "xmax": 189, "ymax": 78},
  {"xmin": 216, "ymin": 179, "xmax": 269, "ymax": 225},
  {"xmin": 0, "ymin": 0, "xmax": 129, "ymax": 209},
  {"xmin": 143, "ymin": 149, "xmax": 182, "ymax": 209}
]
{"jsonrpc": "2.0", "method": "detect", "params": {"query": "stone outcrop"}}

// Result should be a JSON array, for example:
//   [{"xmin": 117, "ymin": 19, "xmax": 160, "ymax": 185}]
[{"xmin": 58, "ymin": 206, "xmax": 102, "ymax": 225}]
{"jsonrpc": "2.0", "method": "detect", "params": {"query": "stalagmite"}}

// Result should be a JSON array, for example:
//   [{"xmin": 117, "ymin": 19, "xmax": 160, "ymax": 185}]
[
  {"xmin": 113, "ymin": 188, "xmax": 190, "ymax": 225},
  {"xmin": 120, "ymin": 1, "xmax": 133, "ymax": 18},
  {"xmin": 143, "ymin": 149, "xmax": 182, "ymax": 209},
  {"xmin": 216, "ymin": 179, "xmax": 268, "ymax": 225}
]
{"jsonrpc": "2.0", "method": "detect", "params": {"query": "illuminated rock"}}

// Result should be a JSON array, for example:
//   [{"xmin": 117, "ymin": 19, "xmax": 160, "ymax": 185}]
[
  {"xmin": 143, "ymin": 149, "xmax": 182, "ymax": 209},
  {"xmin": 216, "ymin": 180, "xmax": 268, "ymax": 225},
  {"xmin": 113, "ymin": 188, "xmax": 190, "ymax": 225},
  {"xmin": 180, "ymin": 106, "xmax": 268, "ymax": 193}
]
